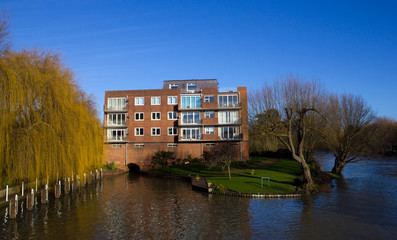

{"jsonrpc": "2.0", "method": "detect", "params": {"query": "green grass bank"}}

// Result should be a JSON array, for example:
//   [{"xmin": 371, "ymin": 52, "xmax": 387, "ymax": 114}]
[{"xmin": 154, "ymin": 156, "xmax": 303, "ymax": 194}]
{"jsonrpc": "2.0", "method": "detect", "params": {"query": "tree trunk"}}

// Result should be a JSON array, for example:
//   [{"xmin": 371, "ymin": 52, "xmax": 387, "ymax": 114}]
[
  {"xmin": 301, "ymin": 161, "xmax": 313, "ymax": 191},
  {"xmin": 331, "ymin": 157, "xmax": 346, "ymax": 175},
  {"xmin": 227, "ymin": 165, "xmax": 231, "ymax": 180}
]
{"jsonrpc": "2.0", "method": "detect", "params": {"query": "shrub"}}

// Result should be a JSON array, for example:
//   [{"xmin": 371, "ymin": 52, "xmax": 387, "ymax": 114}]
[
  {"xmin": 152, "ymin": 150, "xmax": 175, "ymax": 168},
  {"xmin": 103, "ymin": 162, "xmax": 117, "ymax": 171}
]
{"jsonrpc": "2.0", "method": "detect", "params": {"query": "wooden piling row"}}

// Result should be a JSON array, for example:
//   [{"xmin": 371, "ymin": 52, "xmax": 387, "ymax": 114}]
[{"xmin": 4, "ymin": 170, "xmax": 102, "ymax": 220}]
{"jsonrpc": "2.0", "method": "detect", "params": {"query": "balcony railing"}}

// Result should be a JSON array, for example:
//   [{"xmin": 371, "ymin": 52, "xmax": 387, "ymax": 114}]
[
  {"xmin": 218, "ymin": 103, "xmax": 241, "ymax": 108},
  {"xmin": 106, "ymin": 136, "xmax": 126, "ymax": 142},
  {"xmin": 104, "ymin": 122, "xmax": 127, "ymax": 128},
  {"xmin": 104, "ymin": 106, "xmax": 127, "ymax": 112}
]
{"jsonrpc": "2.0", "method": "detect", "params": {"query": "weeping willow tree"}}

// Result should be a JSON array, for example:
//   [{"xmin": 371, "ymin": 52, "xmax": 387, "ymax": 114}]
[{"xmin": 0, "ymin": 49, "xmax": 103, "ymax": 186}]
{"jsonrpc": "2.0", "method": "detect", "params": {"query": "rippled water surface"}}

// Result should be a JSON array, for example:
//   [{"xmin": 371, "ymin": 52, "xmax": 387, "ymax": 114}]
[{"xmin": 1, "ymin": 155, "xmax": 397, "ymax": 239}]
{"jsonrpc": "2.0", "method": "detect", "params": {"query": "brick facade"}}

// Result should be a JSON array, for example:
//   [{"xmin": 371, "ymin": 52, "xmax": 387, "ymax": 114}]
[{"xmin": 104, "ymin": 79, "xmax": 249, "ymax": 170}]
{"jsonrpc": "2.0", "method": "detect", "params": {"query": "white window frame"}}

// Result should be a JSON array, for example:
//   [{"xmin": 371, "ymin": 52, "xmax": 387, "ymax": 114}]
[
  {"xmin": 168, "ymin": 111, "xmax": 178, "ymax": 120},
  {"xmin": 181, "ymin": 111, "xmax": 201, "ymax": 124},
  {"xmin": 218, "ymin": 126, "xmax": 240, "ymax": 140},
  {"xmin": 181, "ymin": 95, "xmax": 201, "ymax": 109},
  {"xmin": 134, "ymin": 144, "xmax": 144, "ymax": 148},
  {"xmin": 168, "ymin": 96, "xmax": 178, "ymax": 105},
  {"xmin": 218, "ymin": 111, "xmax": 239, "ymax": 124},
  {"xmin": 151, "ymin": 96, "xmax": 161, "ymax": 105},
  {"xmin": 135, "ymin": 97, "xmax": 144, "ymax": 106},
  {"xmin": 151, "ymin": 127, "xmax": 161, "ymax": 136},
  {"xmin": 204, "ymin": 126, "xmax": 215, "ymax": 134},
  {"xmin": 135, "ymin": 127, "xmax": 144, "ymax": 136},
  {"xmin": 187, "ymin": 83, "xmax": 196, "ymax": 92},
  {"xmin": 108, "ymin": 98, "xmax": 126, "ymax": 110},
  {"xmin": 167, "ymin": 143, "xmax": 177, "ymax": 147},
  {"xmin": 205, "ymin": 111, "xmax": 215, "ymax": 119},
  {"xmin": 107, "ymin": 113, "xmax": 126, "ymax": 126},
  {"xmin": 218, "ymin": 95, "xmax": 239, "ymax": 107},
  {"xmin": 181, "ymin": 127, "xmax": 201, "ymax": 140},
  {"xmin": 205, "ymin": 143, "xmax": 215, "ymax": 147},
  {"xmin": 204, "ymin": 95, "xmax": 214, "ymax": 102},
  {"xmin": 135, "ymin": 112, "xmax": 144, "ymax": 121},
  {"xmin": 168, "ymin": 127, "xmax": 178, "ymax": 135},
  {"xmin": 107, "ymin": 129, "xmax": 126, "ymax": 141},
  {"xmin": 151, "ymin": 112, "xmax": 161, "ymax": 120},
  {"xmin": 169, "ymin": 83, "xmax": 178, "ymax": 89}
]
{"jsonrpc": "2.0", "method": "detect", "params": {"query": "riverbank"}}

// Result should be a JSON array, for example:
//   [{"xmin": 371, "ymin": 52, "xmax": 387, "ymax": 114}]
[{"xmin": 144, "ymin": 157, "xmax": 307, "ymax": 195}]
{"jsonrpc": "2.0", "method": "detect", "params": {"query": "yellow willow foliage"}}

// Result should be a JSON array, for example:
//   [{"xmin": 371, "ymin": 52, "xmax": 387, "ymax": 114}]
[{"xmin": 0, "ymin": 50, "xmax": 103, "ymax": 186}]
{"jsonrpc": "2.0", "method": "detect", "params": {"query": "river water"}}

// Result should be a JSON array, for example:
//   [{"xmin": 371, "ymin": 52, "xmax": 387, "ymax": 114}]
[{"xmin": 1, "ymin": 155, "xmax": 397, "ymax": 239}]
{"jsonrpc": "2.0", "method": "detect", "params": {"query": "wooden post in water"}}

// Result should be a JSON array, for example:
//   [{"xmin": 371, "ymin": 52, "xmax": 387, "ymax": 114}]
[
  {"xmin": 68, "ymin": 177, "xmax": 71, "ymax": 192},
  {"xmin": 55, "ymin": 181, "xmax": 61, "ymax": 198},
  {"xmin": 100, "ymin": 168, "xmax": 103, "ymax": 179},
  {"xmin": 21, "ymin": 181, "xmax": 24, "ymax": 197},
  {"xmin": 35, "ymin": 178, "xmax": 38, "ymax": 192},
  {"xmin": 5, "ymin": 185, "xmax": 8, "ymax": 202},
  {"xmin": 84, "ymin": 173, "xmax": 86, "ymax": 185},
  {"xmin": 41, "ymin": 185, "xmax": 48, "ymax": 204},
  {"xmin": 27, "ymin": 189, "xmax": 34, "ymax": 211},
  {"xmin": 76, "ymin": 175, "xmax": 79, "ymax": 189},
  {"xmin": 9, "ymin": 195, "xmax": 18, "ymax": 219},
  {"xmin": 64, "ymin": 178, "xmax": 69, "ymax": 194}
]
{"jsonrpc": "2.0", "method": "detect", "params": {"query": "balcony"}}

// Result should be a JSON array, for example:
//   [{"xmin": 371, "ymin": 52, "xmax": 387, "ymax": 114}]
[
  {"xmin": 104, "ymin": 106, "xmax": 128, "ymax": 113},
  {"xmin": 104, "ymin": 123, "xmax": 127, "ymax": 128},
  {"xmin": 180, "ymin": 136, "xmax": 202, "ymax": 141},
  {"xmin": 105, "ymin": 136, "xmax": 127, "ymax": 143},
  {"xmin": 217, "ymin": 103, "xmax": 241, "ymax": 109}
]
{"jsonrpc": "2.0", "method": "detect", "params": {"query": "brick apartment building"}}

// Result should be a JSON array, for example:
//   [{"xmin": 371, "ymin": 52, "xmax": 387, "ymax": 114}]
[{"xmin": 103, "ymin": 79, "xmax": 249, "ymax": 169}]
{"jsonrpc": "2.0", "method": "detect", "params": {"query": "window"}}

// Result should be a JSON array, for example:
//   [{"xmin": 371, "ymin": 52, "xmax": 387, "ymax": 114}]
[
  {"xmin": 151, "ymin": 127, "xmax": 161, "ymax": 136},
  {"xmin": 205, "ymin": 111, "xmax": 215, "ymax": 118},
  {"xmin": 135, "ymin": 112, "xmax": 144, "ymax": 121},
  {"xmin": 181, "ymin": 127, "xmax": 201, "ymax": 140},
  {"xmin": 167, "ymin": 143, "xmax": 177, "ymax": 147},
  {"xmin": 205, "ymin": 143, "xmax": 215, "ymax": 147},
  {"xmin": 135, "ymin": 128, "xmax": 144, "ymax": 136},
  {"xmin": 218, "ymin": 111, "xmax": 239, "ymax": 124},
  {"xmin": 108, "ymin": 98, "xmax": 126, "ymax": 110},
  {"xmin": 107, "ymin": 129, "xmax": 126, "ymax": 141},
  {"xmin": 151, "ymin": 97, "xmax": 161, "ymax": 105},
  {"xmin": 134, "ymin": 144, "xmax": 144, "ymax": 148},
  {"xmin": 112, "ymin": 144, "xmax": 121, "ymax": 148},
  {"xmin": 187, "ymin": 83, "xmax": 196, "ymax": 92},
  {"xmin": 107, "ymin": 113, "xmax": 126, "ymax": 126},
  {"xmin": 168, "ymin": 127, "xmax": 178, "ymax": 135},
  {"xmin": 168, "ymin": 112, "xmax": 178, "ymax": 120},
  {"xmin": 204, "ymin": 95, "xmax": 214, "ymax": 102},
  {"xmin": 135, "ymin": 97, "xmax": 144, "ymax": 106},
  {"xmin": 169, "ymin": 83, "xmax": 178, "ymax": 89},
  {"xmin": 168, "ymin": 96, "xmax": 177, "ymax": 105},
  {"xmin": 151, "ymin": 112, "xmax": 161, "ymax": 120},
  {"xmin": 181, "ymin": 96, "xmax": 201, "ymax": 108},
  {"xmin": 218, "ymin": 95, "xmax": 238, "ymax": 107},
  {"xmin": 181, "ymin": 112, "xmax": 201, "ymax": 124},
  {"xmin": 205, "ymin": 126, "xmax": 215, "ymax": 134},
  {"xmin": 219, "ymin": 126, "xmax": 240, "ymax": 139}
]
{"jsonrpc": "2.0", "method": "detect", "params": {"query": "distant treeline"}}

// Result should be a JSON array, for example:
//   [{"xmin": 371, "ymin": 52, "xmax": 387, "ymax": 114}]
[{"xmin": 0, "ymin": 16, "xmax": 103, "ymax": 186}]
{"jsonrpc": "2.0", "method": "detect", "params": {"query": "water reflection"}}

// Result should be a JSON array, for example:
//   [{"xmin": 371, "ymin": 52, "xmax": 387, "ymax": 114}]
[{"xmin": 1, "ymin": 157, "xmax": 397, "ymax": 239}]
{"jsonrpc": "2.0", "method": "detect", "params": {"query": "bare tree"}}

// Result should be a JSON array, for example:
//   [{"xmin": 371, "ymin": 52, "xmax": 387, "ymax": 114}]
[
  {"xmin": 249, "ymin": 76, "xmax": 326, "ymax": 191},
  {"xmin": 0, "ymin": 13, "xmax": 10, "ymax": 53},
  {"xmin": 325, "ymin": 94, "xmax": 375, "ymax": 175},
  {"xmin": 211, "ymin": 143, "xmax": 239, "ymax": 180}
]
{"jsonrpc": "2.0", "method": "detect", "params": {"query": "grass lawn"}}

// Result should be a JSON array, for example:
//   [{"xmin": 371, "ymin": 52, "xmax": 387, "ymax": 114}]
[
  {"xmin": 154, "ymin": 163, "xmax": 222, "ymax": 176},
  {"xmin": 208, "ymin": 158, "xmax": 302, "ymax": 194}
]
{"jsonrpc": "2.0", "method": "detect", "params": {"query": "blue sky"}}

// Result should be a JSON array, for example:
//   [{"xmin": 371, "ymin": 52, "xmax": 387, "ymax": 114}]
[{"xmin": 1, "ymin": 0, "xmax": 396, "ymax": 120}]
